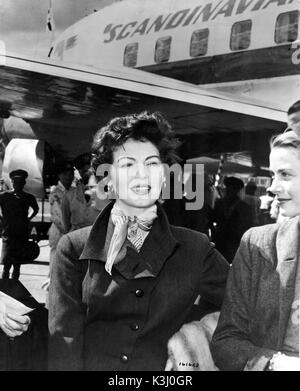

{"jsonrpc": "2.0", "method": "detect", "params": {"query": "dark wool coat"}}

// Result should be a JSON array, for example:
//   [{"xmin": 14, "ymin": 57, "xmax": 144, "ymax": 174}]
[
  {"xmin": 49, "ymin": 202, "xmax": 229, "ymax": 371},
  {"xmin": 0, "ymin": 280, "xmax": 48, "ymax": 371},
  {"xmin": 211, "ymin": 216, "xmax": 300, "ymax": 371}
]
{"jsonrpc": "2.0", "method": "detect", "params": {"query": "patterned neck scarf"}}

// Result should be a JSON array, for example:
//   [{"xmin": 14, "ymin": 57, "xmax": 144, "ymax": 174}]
[{"xmin": 105, "ymin": 204, "xmax": 158, "ymax": 275}]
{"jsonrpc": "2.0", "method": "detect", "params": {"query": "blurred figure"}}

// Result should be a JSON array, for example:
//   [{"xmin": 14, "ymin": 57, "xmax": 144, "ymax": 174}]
[
  {"xmin": 61, "ymin": 153, "xmax": 99, "ymax": 232},
  {"xmin": 0, "ymin": 170, "xmax": 39, "ymax": 280},
  {"xmin": 212, "ymin": 176, "xmax": 252, "ymax": 263},
  {"xmin": 243, "ymin": 181, "xmax": 261, "ymax": 226},
  {"xmin": 259, "ymin": 190, "xmax": 276, "ymax": 225},
  {"xmin": 42, "ymin": 161, "xmax": 75, "ymax": 292},
  {"xmin": 269, "ymin": 198, "xmax": 289, "ymax": 224},
  {"xmin": 85, "ymin": 173, "xmax": 110, "ymax": 213},
  {"xmin": 184, "ymin": 172, "xmax": 215, "ymax": 237},
  {"xmin": 0, "ymin": 178, "xmax": 9, "ymax": 193},
  {"xmin": 287, "ymin": 100, "xmax": 300, "ymax": 137},
  {"xmin": 49, "ymin": 161, "xmax": 74, "ymax": 264},
  {"xmin": 162, "ymin": 171, "xmax": 186, "ymax": 227}
]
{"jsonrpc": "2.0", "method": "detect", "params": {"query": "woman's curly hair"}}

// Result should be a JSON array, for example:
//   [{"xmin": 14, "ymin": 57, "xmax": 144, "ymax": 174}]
[{"xmin": 91, "ymin": 111, "xmax": 181, "ymax": 173}]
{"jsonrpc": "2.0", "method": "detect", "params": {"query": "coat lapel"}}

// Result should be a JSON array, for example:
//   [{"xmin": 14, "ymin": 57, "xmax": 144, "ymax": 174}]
[
  {"xmin": 135, "ymin": 204, "xmax": 179, "ymax": 277},
  {"xmin": 79, "ymin": 202, "xmax": 179, "ymax": 279},
  {"xmin": 276, "ymin": 216, "xmax": 300, "ymax": 346},
  {"xmin": 79, "ymin": 201, "xmax": 114, "ymax": 261}
]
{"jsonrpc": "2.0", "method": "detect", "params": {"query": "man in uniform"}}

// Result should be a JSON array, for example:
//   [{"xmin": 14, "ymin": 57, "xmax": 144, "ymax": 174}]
[{"xmin": 0, "ymin": 169, "xmax": 39, "ymax": 280}]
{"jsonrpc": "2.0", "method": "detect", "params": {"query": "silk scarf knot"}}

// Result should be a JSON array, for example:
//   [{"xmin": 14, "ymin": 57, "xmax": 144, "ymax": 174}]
[{"xmin": 105, "ymin": 204, "xmax": 157, "ymax": 275}]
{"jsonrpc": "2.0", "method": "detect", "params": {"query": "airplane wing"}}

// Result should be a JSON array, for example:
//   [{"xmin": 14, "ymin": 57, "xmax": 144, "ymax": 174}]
[{"xmin": 0, "ymin": 52, "xmax": 286, "ymax": 166}]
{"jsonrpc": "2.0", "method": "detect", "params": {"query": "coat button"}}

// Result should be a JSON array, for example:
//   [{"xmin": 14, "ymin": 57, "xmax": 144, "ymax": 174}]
[
  {"xmin": 120, "ymin": 354, "xmax": 128, "ymax": 363},
  {"xmin": 135, "ymin": 289, "xmax": 144, "ymax": 297},
  {"xmin": 130, "ymin": 323, "xmax": 139, "ymax": 331}
]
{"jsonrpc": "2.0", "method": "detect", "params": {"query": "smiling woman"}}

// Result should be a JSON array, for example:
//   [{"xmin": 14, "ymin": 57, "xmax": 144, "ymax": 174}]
[
  {"xmin": 269, "ymin": 132, "xmax": 300, "ymax": 218},
  {"xmin": 48, "ymin": 110, "xmax": 229, "ymax": 371},
  {"xmin": 211, "ymin": 130, "xmax": 300, "ymax": 371}
]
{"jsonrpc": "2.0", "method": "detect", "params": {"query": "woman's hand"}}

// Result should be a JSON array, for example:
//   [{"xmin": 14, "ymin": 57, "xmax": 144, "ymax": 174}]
[
  {"xmin": 270, "ymin": 353, "xmax": 300, "ymax": 371},
  {"xmin": 0, "ymin": 311, "xmax": 31, "ymax": 338}
]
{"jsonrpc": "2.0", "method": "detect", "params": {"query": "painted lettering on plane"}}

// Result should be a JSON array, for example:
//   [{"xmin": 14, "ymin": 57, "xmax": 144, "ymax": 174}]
[
  {"xmin": 212, "ymin": 0, "xmax": 236, "ymax": 20},
  {"xmin": 192, "ymin": 1, "xmax": 223, "ymax": 23},
  {"xmin": 130, "ymin": 18, "xmax": 150, "ymax": 38},
  {"xmin": 236, "ymin": 0, "xmax": 256, "ymax": 15},
  {"xmin": 103, "ymin": 0, "xmax": 293, "ymax": 43}
]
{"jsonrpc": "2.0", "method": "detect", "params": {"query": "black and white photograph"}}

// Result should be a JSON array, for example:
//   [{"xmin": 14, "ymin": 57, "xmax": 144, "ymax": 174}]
[{"xmin": 0, "ymin": 0, "xmax": 300, "ymax": 378}]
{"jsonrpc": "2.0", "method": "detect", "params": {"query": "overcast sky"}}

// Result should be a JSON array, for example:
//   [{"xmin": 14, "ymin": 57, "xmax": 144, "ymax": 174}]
[{"xmin": 0, "ymin": 0, "xmax": 116, "ymax": 57}]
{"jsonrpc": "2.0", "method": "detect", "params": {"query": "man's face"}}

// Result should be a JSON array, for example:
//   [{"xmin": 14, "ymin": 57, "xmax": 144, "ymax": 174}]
[
  {"xmin": 78, "ymin": 164, "xmax": 91, "ymax": 185},
  {"xmin": 59, "ymin": 170, "xmax": 74, "ymax": 189},
  {"xmin": 11, "ymin": 177, "xmax": 25, "ymax": 191},
  {"xmin": 287, "ymin": 111, "xmax": 300, "ymax": 137}
]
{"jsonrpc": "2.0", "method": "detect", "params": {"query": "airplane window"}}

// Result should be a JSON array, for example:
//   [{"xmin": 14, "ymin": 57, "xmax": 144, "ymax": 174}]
[
  {"xmin": 230, "ymin": 20, "xmax": 252, "ymax": 51},
  {"xmin": 155, "ymin": 36, "xmax": 172, "ymax": 63},
  {"xmin": 124, "ymin": 42, "xmax": 138, "ymax": 67},
  {"xmin": 190, "ymin": 29, "xmax": 209, "ymax": 57},
  {"xmin": 275, "ymin": 10, "xmax": 299, "ymax": 44}
]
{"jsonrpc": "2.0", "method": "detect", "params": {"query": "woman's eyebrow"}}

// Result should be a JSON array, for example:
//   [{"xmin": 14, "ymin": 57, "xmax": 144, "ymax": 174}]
[
  {"xmin": 145, "ymin": 155, "xmax": 160, "ymax": 161},
  {"xmin": 117, "ymin": 156, "xmax": 135, "ymax": 163}
]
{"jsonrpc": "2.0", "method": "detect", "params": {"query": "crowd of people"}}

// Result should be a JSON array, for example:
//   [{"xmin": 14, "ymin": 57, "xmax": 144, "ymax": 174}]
[{"xmin": 0, "ymin": 100, "xmax": 300, "ymax": 371}]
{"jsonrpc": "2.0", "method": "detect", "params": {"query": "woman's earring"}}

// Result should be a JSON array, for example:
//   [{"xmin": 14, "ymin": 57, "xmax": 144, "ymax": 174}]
[{"xmin": 106, "ymin": 181, "xmax": 115, "ymax": 199}]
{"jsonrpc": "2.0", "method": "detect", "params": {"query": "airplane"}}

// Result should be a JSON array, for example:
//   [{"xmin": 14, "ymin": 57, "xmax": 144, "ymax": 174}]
[
  {"xmin": 50, "ymin": 0, "xmax": 300, "ymax": 111},
  {"xmin": 0, "ymin": 0, "xmax": 296, "ymax": 199}
]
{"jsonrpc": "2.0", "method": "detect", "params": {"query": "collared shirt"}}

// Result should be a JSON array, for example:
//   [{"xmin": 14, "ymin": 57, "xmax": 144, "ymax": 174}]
[{"xmin": 61, "ymin": 181, "xmax": 99, "ymax": 232}]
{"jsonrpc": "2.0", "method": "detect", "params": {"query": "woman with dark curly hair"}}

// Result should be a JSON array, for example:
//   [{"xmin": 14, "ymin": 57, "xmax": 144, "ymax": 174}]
[{"xmin": 48, "ymin": 111, "xmax": 229, "ymax": 371}]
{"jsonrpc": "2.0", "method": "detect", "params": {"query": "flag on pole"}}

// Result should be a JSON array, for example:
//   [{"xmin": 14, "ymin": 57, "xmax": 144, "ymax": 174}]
[{"xmin": 46, "ymin": 0, "xmax": 55, "ymax": 32}]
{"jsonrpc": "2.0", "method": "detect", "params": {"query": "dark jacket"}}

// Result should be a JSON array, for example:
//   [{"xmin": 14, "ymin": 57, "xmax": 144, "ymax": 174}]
[
  {"xmin": 49, "ymin": 202, "xmax": 229, "ymax": 371},
  {"xmin": 0, "ymin": 280, "xmax": 48, "ymax": 371},
  {"xmin": 211, "ymin": 216, "xmax": 300, "ymax": 371}
]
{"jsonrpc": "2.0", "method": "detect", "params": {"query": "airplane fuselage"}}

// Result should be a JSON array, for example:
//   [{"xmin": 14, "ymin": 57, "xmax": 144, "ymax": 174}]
[{"xmin": 50, "ymin": 0, "xmax": 300, "ymax": 110}]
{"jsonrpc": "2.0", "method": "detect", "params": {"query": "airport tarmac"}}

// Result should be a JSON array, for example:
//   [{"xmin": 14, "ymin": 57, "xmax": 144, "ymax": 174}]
[{"xmin": 0, "ymin": 239, "xmax": 49, "ymax": 304}]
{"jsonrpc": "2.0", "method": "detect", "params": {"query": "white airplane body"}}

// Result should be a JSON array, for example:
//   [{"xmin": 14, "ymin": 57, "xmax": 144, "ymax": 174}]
[
  {"xmin": 50, "ymin": 0, "xmax": 300, "ymax": 111},
  {"xmin": 0, "ymin": 0, "xmax": 297, "ymax": 196}
]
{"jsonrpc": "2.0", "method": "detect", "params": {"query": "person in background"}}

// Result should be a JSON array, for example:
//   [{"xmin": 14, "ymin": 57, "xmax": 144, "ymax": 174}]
[
  {"xmin": 269, "ymin": 197, "xmax": 289, "ymax": 224},
  {"xmin": 49, "ymin": 111, "xmax": 229, "ymax": 371},
  {"xmin": 41, "ymin": 161, "xmax": 75, "ymax": 292},
  {"xmin": 0, "ymin": 178, "xmax": 9, "ymax": 193},
  {"xmin": 259, "ymin": 189, "xmax": 275, "ymax": 225},
  {"xmin": 61, "ymin": 153, "xmax": 99, "ymax": 232},
  {"xmin": 85, "ymin": 173, "xmax": 110, "ymax": 213},
  {"xmin": 183, "ymin": 173, "xmax": 215, "ymax": 238},
  {"xmin": 211, "ymin": 130, "xmax": 300, "ymax": 371},
  {"xmin": 211, "ymin": 176, "xmax": 252, "ymax": 263},
  {"xmin": 48, "ymin": 161, "xmax": 74, "ymax": 264},
  {"xmin": 287, "ymin": 100, "xmax": 300, "ymax": 137},
  {"xmin": 0, "ymin": 170, "xmax": 39, "ymax": 280},
  {"xmin": 243, "ymin": 181, "xmax": 261, "ymax": 227}
]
